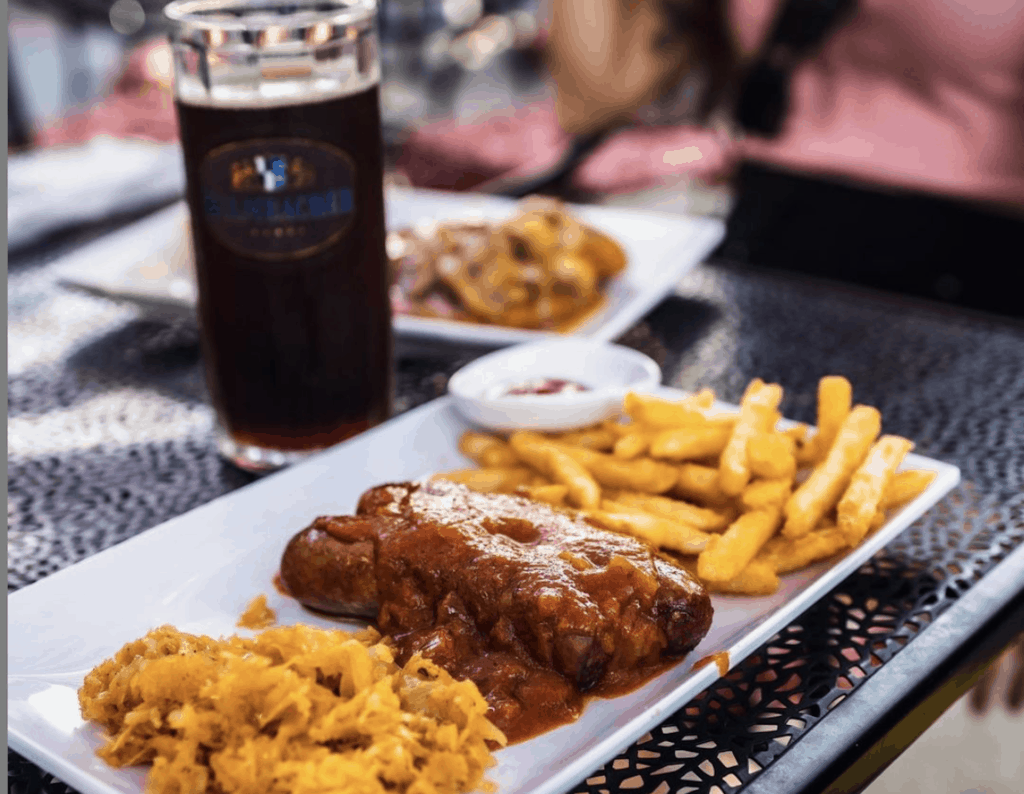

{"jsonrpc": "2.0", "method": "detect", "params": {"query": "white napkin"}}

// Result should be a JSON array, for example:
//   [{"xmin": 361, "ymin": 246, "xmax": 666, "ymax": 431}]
[{"xmin": 7, "ymin": 136, "xmax": 186, "ymax": 251}]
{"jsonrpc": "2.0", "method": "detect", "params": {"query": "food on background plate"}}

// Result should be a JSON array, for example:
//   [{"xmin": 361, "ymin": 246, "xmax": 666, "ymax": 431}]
[
  {"xmin": 388, "ymin": 196, "xmax": 627, "ymax": 329},
  {"xmin": 279, "ymin": 479, "xmax": 713, "ymax": 743},
  {"xmin": 78, "ymin": 623, "xmax": 505, "ymax": 794},
  {"xmin": 435, "ymin": 376, "xmax": 938, "ymax": 597}
]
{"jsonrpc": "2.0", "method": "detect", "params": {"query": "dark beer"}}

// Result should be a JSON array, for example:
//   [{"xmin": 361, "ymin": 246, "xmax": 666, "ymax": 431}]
[{"xmin": 176, "ymin": 86, "xmax": 392, "ymax": 454}]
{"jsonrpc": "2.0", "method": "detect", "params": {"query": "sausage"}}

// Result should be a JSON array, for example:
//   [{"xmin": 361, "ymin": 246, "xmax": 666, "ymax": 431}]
[
  {"xmin": 279, "ymin": 482, "xmax": 713, "ymax": 697},
  {"xmin": 654, "ymin": 558, "xmax": 715, "ymax": 657},
  {"xmin": 278, "ymin": 515, "xmax": 383, "ymax": 618}
]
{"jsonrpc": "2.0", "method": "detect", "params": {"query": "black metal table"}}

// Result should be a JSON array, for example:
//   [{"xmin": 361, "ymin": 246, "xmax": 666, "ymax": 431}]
[{"xmin": 8, "ymin": 213, "xmax": 1024, "ymax": 794}]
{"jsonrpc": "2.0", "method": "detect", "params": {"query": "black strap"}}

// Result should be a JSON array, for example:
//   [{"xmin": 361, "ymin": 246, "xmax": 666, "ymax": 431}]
[
  {"xmin": 736, "ymin": 0, "xmax": 857, "ymax": 136},
  {"xmin": 474, "ymin": 129, "xmax": 612, "ymax": 198}
]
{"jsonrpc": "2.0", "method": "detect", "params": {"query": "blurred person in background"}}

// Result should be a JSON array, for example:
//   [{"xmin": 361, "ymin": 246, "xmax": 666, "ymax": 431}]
[
  {"xmin": 970, "ymin": 630, "xmax": 1024, "ymax": 716},
  {"xmin": 404, "ymin": 0, "xmax": 1024, "ymax": 316},
  {"xmin": 545, "ymin": 0, "xmax": 1024, "ymax": 317}
]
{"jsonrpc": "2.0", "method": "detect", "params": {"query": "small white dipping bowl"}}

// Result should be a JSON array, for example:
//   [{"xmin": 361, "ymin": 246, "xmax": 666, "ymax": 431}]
[{"xmin": 448, "ymin": 340, "xmax": 662, "ymax": 432}]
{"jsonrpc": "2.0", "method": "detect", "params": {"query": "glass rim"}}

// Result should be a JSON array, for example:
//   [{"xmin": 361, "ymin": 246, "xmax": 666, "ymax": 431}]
[{"xmin": 163, "ymin": 0, "xmax": 376, "ymax": 31}]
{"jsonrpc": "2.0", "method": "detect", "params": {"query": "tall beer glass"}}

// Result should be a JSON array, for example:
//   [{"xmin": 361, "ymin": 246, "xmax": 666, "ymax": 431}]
[{"xmin": 164, "ymin": 0, "xmax": 392, "ymax": 473}]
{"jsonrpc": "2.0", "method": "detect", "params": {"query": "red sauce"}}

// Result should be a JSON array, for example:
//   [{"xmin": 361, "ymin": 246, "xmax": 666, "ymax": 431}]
[
  {"xmin": 693, "ymin": 650, "xmax": 731, "ymax": 677},
  {"xmin": 502, "ymin": 378, "xmax": 591, "ymax": 397}
]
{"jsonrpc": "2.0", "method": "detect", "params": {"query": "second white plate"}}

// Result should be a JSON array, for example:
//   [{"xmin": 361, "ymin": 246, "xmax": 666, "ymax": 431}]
[{"xmin": 55, "ymin": 188, "xmax": 725, "ymax": 346}]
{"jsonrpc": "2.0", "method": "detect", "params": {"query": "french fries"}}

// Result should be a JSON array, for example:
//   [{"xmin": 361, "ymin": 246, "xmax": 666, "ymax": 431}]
[
  {"xmin": 433, "ymin": 467, "xmax": 535, "ymax": 493},
  {"xmin": 698, "ymin": 507, "xmax": 782, "ymax": 583},
  {"xmin": 613, "ymin": 431, "xmax": 654, "ymax": 460},
  {"xmin": 555, "ymin": 426, "xmax": 618, "ymax": 451},
  {"xmin": 837, "ymin": 435, "xmax": 914, "ymax": 545},
  {"xmin": 782, "ymin": 405, "xmax": 882, "ymax": 539},
  {"xmin": 623, "ymin": 390, "xmax": 714, "ymax": 427},
  {"xmin": 718, "ymin": 379, "xmax": 784, "ymax": 496},
  {"xmin": 880, "ymin": 469, "xmax": 936, "ymax": 509},
  {"xmin": 798, "ymin": 376, "xmax": 853, "ymax": 465},
  {"xmin": 649, "ymin": 424, "xmax": 733, "ymax": 461},
  {"xmin": 757, "ymin": 527, "xmax": 848, "ymax": 574},
  {"xmin": 599, "ymin": 419, "xmax": 634, "ymax": 438},
  {"xmin": 508, "ymin": 431, "xmax": 601, "ymax": 509},
  {"xmin": 586, "ymin": 502, "xmax": 711, "ymax": 555},
  {"xmin": 605, "ymin": 490, "xmax": 731, "ymax": 531},
  {"xmin": 458, "ymin": 431, "xmax": 520, "ymax": 468},
  {"xmin": 747, "ymin": 432, "xmax": 797, "ymax": 481},
  {"xmin": 437, "ymin": 376, "xmax": 935, "ymax": 598},
  {"xmin": 740, "ymin": 478, "xmax": 793, "ymax": 511},
  {"xmin": 515, "ymin": 484, "xmax": 569, "ymax": 506},
  {"xmin": 674, "ymin": 463, "xmax": 730, "ymax": 506},
  {"xmin": 550, "ymin": 443, "xmax": 679, "ymax": 494},
  {"xmin": 706, "ymin": 560, "xmax": 781, "ymax": 596}
]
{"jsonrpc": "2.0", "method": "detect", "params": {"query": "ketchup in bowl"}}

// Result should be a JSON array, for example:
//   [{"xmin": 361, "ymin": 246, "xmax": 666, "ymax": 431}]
[{"xmin": 501, "ymin": 378, "xmax": 592, "ymax": 397}]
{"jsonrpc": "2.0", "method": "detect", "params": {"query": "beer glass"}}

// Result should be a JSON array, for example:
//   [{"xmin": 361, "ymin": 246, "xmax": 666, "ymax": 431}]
[{"xmin": 164, "ymin": 0, "xmax": 392, "ymax": 473}]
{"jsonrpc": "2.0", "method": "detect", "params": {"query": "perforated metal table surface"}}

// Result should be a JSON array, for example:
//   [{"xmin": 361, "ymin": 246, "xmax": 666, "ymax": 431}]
[{"xmin": 9, "ymin": 212, "xmax": 1024, "ymax": 794}]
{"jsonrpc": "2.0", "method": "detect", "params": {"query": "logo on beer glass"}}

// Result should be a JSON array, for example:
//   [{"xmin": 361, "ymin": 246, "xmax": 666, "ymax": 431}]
[{"xmin": 200, "ymin": 138, "xmax": 356, "ymax": 261}]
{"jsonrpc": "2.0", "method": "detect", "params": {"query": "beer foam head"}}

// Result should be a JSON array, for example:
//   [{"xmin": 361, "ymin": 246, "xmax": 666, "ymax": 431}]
[{"xmin": 166, "ymin": 0, "xmax": 380, "ymax": 108}]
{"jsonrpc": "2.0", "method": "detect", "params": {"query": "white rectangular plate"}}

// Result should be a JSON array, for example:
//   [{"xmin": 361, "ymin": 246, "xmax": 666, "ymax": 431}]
[
  {"xmin": 54, "ymin": 188, "xmax": 725, "ymax": 346},
  {"xmin": 8, "ymin": 389, "xmax": 960, "ymax": 794}
]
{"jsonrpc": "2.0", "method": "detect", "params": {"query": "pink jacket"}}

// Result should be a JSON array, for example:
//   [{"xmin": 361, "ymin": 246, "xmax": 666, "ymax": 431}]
[
  {"xmin": 402, "ymin": 0, "xmax": 1024, "ymax": 211},
  {"xmin": 734, "ymin": 0, "xmax": 1024, "ymax": 209}
]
